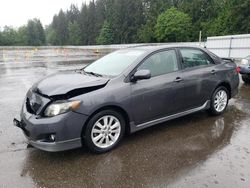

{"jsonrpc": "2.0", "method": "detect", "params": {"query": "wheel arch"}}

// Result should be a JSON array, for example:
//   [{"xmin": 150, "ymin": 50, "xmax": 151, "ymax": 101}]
[
  {"xmin": 214, "ymin": 81, "xmax": 232, "ymax": 99},
  {"xmin": 81, "ymin": 105, "xmax": 131, "ymax": 138}
]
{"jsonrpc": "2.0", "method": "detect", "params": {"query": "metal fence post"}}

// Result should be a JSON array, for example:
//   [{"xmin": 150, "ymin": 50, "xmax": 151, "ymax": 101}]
[{"xmin": 228, "ymin": 37, "xmax": 233, "ymax": 58}]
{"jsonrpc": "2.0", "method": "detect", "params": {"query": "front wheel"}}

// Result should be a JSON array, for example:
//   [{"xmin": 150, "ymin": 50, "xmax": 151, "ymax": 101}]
[
  {"xmin": 209, "ymin": 86, "xmax": 229, "ymax": 116},
  {"xmin": 83, "ymin": 110, "xmax": 125, "ymax": 153}
]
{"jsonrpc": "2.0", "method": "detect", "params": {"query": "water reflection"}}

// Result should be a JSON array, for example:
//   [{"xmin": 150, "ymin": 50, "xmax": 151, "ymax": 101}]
[
  {"xmin": 21, "ymin": 105, "xmax": 245, "ymax": 188},
  {"xmin": 211, "ymin": 118, "xmax": 225, "ymax": 139}
]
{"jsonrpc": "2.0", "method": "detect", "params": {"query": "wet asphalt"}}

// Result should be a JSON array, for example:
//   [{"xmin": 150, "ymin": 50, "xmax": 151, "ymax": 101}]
[{"xmin": 0, "ymin": 55, "xmax": 250, "ymax": 188}]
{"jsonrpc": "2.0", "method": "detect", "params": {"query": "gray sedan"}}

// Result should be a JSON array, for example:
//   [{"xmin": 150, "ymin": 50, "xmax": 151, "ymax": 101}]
[
  {"xmin": 14, "ymin": 46, "xmax": 239, "ymax": 153},
  {"xmin": 239, "ymin": 55, "xmax": 250, "ymax": 83}
]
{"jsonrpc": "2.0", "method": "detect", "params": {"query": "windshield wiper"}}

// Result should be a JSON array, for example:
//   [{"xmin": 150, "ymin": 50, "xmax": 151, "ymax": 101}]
[{"xmin": 83, "ymin": 71, "xmax": 103, "ymax": 77}]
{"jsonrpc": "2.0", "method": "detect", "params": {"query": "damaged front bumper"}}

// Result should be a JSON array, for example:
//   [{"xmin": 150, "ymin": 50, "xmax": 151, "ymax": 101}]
[{"xmin": 14, "ymin": 104, "xmax": 89, "ymax": 152}]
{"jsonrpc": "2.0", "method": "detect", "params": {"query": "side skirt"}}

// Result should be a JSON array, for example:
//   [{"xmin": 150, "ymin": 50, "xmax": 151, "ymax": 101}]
[{"xmin": 130, "ymin": 100, "xmax": 210, "ymax": 133}]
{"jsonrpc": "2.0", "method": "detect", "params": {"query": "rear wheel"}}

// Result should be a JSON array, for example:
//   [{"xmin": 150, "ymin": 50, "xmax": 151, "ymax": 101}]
[
  {"xmin": 242, "ymin": 75, "xmax": 250, "ymax": 84},
  {"xmin": 209, "ymin": 86, "xmax": 229, "ymax": 115},
  {"xmin": 83, "ymin": 110, "xmax": 125, "ymax": 153}
]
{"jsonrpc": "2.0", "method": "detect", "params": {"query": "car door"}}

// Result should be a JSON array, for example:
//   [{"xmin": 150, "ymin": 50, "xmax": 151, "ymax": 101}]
[
  {"xmin": 175, "ymin": 47, "xmax": 218, "ymax": 111},
  {"xmin": 130, "ymin": 49, "xmax": 183, "ymax": 125}
]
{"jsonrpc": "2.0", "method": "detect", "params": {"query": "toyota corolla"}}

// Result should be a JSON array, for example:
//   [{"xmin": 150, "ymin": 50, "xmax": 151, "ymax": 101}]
[{"xmin": 14, "ymin": 46, "xmax": 239, "ymax": 153}]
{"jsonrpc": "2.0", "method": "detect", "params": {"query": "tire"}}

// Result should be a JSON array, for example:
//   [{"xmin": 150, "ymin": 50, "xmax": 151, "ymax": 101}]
[
  {"xmin": 242, "ymin": 75, "xmax": 250, "ymax": 84},
  {"xmin": 83, "ymin": 110, "xmax": 125, "ymax": 153},
  {"xmin": 209, "ymin": 86, "xmax": 229, "ymax": 116}
]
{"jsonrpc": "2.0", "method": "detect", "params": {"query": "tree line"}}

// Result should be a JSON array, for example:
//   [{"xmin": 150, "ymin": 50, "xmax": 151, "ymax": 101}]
[
  {"xmin": 0, "ymin": 0, "xmax": 249, "ymax": 46},
  {"xmin": 0, "ymin": 19, "xmax": 46, "ymax": 46}
]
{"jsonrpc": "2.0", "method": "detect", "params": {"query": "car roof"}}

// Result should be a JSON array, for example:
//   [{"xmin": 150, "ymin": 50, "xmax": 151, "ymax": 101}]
[{"xmin": 123, "ymin": 44, "xmax": 205, "ymax": 52}]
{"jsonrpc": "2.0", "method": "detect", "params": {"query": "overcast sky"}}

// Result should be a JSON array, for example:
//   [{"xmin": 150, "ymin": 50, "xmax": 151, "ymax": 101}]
[{"xmin": 0, "ymin": 0, "xmax": 90, "ymax": 28}]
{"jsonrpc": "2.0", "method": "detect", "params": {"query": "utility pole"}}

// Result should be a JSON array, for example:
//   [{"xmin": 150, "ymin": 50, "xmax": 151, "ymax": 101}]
[{"xmin": 199, "ymin": 31, "xmax": 202, "ymax": 46}]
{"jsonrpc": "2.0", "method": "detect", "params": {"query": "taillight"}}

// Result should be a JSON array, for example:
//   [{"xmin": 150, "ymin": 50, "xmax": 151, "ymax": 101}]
[{"xmin": 236, "ymin": 66, "xmax": 241, "ymax": 73}]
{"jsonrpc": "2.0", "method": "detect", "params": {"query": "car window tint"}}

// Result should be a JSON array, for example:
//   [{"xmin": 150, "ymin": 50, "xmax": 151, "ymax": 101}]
[
  {"xmin": 180, "ymin": 49, "xmax": 213, "ymax": 68},
  {"xmin": 138, "ymin": 50, "xmax": 178, "ymax": 77}
]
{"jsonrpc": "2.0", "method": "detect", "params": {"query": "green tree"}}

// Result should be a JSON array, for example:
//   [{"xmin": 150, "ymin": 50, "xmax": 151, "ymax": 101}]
[
  {"xmin": 95, "ymin": 0, "xmax": 106, "ymax": 32},
  {"xmin": 0, "ymin": 30, "xmax": 3, "ymax": 45},
  {"xmin": 67, "ymin": 4, "xmax": 80, "ymax": 23},
  {"xmin": 200, "ymin": 0, "xmax": 250, "ymax": 37},
  {"xmin": 36, "ymin": 19, "xmax": 46, "ymax": 45},
  {"xmin": 68, "ymin": 21, "xmax": 81, "ymax": 45},
  {"xmin": 16, "ymin": 26, "xmax": 28, "ymax": 45},
  {"xmin": 46, "ymin": 25, "xmax": 59, "ymax": 45},
  {"xmin": 1, "ymin": 0, "xmax": 250, "ymax": 46},
  {"xmin": 1, "ymin": 26, "xmax": 18, "ymax": 45},
  {"xmin": 155, "ymin": 7, "xmax": 192, "ymax": 42},
  {"xmin": 27, "ymin": 19, "xmax": 46, "ymax": 46},
  {"xmin": 52, "ymin": 10, "xmax": 69, "ymax": 45},
  {"xmin": 229, "ymin": 0, "xmax": 250, "ymax": 34},
  {"xmin": 137, "ymin": 0, "xmax": 172, "ymax": 42},
  {"xmin": 86, "ymin": 1, "xmax": 97, "ymax": 44},
  {"xmin": 96, "ymin": 21, "xmax": 114, "ymax": 44},
  {"xmin": 180, "ymin": 0, "xmax": 224, "ymax": 39},
  {"xmin": 105, "ymin": 0, "xmax": 145, "ymax": 43},
  {"xmin": 79, "ymin": 4, "xmax": 89, "ymax": 45}
]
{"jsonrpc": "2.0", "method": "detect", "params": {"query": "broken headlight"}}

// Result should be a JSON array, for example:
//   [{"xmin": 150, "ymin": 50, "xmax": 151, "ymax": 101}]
[{"xmin": 44, "ymin": 100, "xmax": 81, "ymax": 117}]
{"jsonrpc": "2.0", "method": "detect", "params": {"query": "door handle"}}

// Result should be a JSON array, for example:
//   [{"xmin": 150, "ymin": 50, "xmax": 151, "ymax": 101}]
[
  {"xmin": 211, "ymin": 70, "xmax": 216, "ymax": 74},
  {"xmin": 174, "ymin": 77, "xmax": 183, "ymax": 82}
]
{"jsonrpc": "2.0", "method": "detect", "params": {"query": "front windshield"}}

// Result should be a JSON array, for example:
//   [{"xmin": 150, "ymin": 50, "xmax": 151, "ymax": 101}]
[{"xmin": 84, "ymin": 49, "xmax": 146, "ymax": 76}]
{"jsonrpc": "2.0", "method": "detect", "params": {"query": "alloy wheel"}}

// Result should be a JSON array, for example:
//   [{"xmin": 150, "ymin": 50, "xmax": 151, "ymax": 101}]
[
  {"xmin": 91, "ymin": 115, "xmax": 121, "ymax": 149},
  {"xmin": 214, "ymin": 90, "xmax": 228, "ymax": 112}
]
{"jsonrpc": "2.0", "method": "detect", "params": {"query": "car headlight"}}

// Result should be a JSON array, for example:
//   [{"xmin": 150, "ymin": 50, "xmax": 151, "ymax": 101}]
[
  {"xmin": 44, "ymin": 100, "xmax": 81, "ymax": 117},
  {"xmin": 241, "ymin": 59, "xmax": 249, "ymax": 65}
]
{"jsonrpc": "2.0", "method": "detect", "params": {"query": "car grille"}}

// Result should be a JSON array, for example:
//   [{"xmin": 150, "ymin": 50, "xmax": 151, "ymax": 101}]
[
  {"xmin": 26, "ymin": 97, "xmax": 39, "ymax": 114},
  {"xmin": 25, "ymin": 90, "xmax": 50, "ymax": 115}
]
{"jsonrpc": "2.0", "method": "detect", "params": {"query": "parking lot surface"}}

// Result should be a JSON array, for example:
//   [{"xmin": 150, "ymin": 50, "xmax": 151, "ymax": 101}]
[{"xmin": 0, "ymin": 59, "xmax": 250, "ymax": 188}]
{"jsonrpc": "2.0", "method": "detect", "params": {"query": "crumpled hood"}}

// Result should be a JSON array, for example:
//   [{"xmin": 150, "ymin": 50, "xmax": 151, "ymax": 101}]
[{"xmin": 32, "ymin": 71, "xmax": 110, "ymax": 97}]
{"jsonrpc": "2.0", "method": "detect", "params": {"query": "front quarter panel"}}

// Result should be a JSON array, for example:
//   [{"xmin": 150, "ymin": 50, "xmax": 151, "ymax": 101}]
[{"xmin": 71, "ymin": 79, "xmax": 132, "ymax": 118}]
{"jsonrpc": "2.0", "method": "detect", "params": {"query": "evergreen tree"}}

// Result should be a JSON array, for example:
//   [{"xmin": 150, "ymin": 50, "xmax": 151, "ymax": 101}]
[
  {"xmin": 36, "ymin": 19, "xmax": 46, "ymax": 45},
  {"xmin": 68, "ymin": 21, "xmax": 82, "ymax": 45},
  {"xmin": 1, "ymin": 26, "xmax": 18, "ymax": 45},
  {"xmin": 1, "ymin": 0, "xmax": 250, "ymax": 46},
  {"xmin": 137, "ymin": 0, "xmax": 171, "ymax": 42},
  {"xmin": 95, "ymin": 0, "xmax": 106, "ymax": 32},
  {"xmin": 0, "ymin": 29, "xmax": 3, "ymax": 45},
  {"xmin": 105, "ymin": 0, "xmax": 145, "ymax": 43},
  {"xmin": 45, "ymin": 25, "xmax": 59, "ymax": 45},
  {"xmin": 96, "ymin": 21, "xmax": 114, "ymax": 44},
  {"xmin": 27, "ymin": 19, "xmax": 46, "ymax": 46},
  {"xmin": 52, "ymin": 10, "xmax": 69, "ymax": 45},
  {"xmin": 87, "ymin": 1, "xmax": 97, "ymax": 44},
  {"xmin": 79, "ymin": 4, "xmax": 89, "ymax": 45},
  {"xmin": 16, "ymin": 26, "xmax": 28, "ymax": 45},
  {"xmin": 67, "ymin": 4, "xmax": 80, "ymax": 23}
]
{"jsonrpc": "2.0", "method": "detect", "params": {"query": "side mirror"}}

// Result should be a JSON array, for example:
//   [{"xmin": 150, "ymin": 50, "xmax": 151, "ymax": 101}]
[{"xmin": 132, "ymin": 69, "xmax": 151, "ymax": 82}]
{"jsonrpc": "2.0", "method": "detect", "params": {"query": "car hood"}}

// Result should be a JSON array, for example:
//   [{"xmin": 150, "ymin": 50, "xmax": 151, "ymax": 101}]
[{"xmin": 32, "ymin": 71, "xmax": 110, "ymax": 97}]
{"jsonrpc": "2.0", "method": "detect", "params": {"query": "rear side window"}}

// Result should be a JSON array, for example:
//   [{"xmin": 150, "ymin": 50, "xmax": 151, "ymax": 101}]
[
  {"xmin": 180, "ymin": 49, "xmax": 214, "ymax": 68},
  {"xmin": 138, "ymin": 50, "xmax": 178, "ymax": 77}
]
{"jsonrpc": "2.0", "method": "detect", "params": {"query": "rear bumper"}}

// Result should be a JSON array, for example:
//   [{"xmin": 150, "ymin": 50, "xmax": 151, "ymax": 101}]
[{"xmin": 14, "ymin": 105, "xmax": 89, "ymax": 152}]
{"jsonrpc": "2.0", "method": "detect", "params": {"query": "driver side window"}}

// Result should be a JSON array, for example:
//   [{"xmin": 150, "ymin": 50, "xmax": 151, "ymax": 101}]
[{"xmin": 138, "ymin": 50, "xmax": 178, "ymax": 77}]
